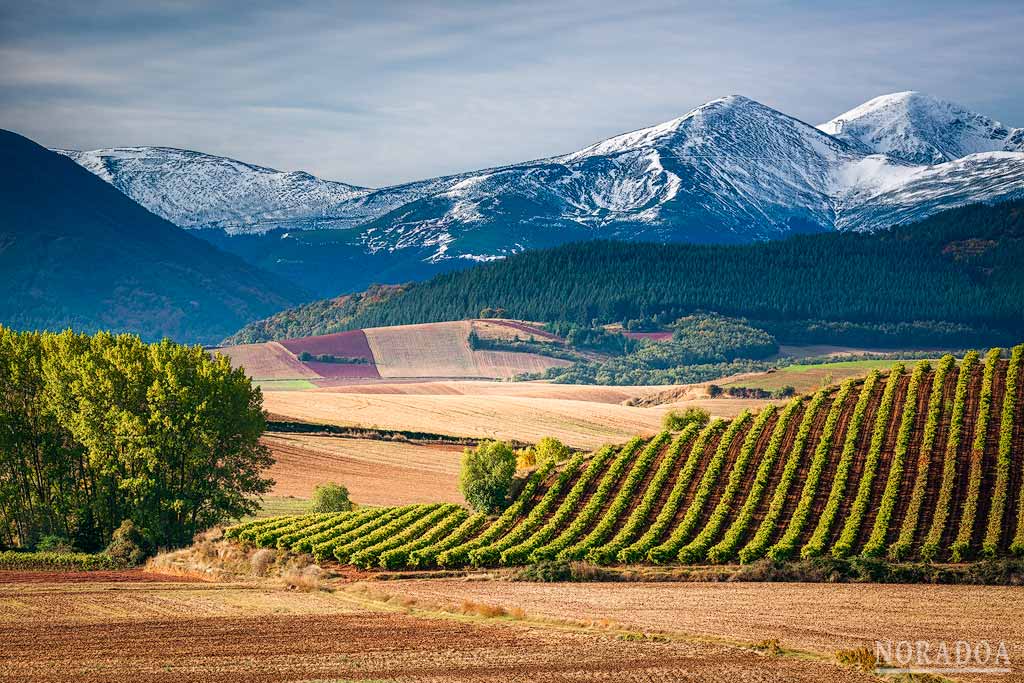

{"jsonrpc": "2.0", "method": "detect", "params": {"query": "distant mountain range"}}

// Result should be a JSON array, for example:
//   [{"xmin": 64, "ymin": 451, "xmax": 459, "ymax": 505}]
[
  {"xmin": 0, "ymin": 130, "xmax": 307, "ymax": 344},
  {"xmin": 56, "ymin": 92, "xmax": 1024, "ymax": 295}
]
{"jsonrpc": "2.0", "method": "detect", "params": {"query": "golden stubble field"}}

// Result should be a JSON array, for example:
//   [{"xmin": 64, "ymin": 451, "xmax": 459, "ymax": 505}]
[
  {"xmin": 263, "ymin": 380, "xmax": 776, "ymax": 449},
  {"xmin": 0, "ymin": 571, "xmax": 890, "ymax": 683}
]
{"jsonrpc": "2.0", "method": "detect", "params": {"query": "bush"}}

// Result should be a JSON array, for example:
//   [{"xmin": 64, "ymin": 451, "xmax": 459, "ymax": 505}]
[
  {"xmin": 662, "ymin": 407, "xmax": 710, "ymax": 432},
  {"xmin": 311, "ymin": 482, "xmax": 353, "ymax": 513},
  {"xmin": 460, "ymin": 441, "xmax": 517, "ymax": 513},
  {"xmin": 36, "ymin": 535, "xmax": 75, "ymax": 553},
  {"xmin": 104, "ymin": 520, "xmax": 154, "ymax": 565}
]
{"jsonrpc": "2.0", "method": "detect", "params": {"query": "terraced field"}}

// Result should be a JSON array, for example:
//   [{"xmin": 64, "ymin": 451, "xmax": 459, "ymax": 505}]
[{"xmin": 231, "ymin": 348, "xmax": 1024, "ymax": 570}]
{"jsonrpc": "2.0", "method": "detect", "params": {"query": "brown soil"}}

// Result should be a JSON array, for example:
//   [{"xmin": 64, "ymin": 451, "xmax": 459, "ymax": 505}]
[
  {"xmin": 262, "ymin": 433, "xmax": 464, "ymax": 505},
  {"xmin": 0, "ymin": 575, "xmax": 878, "ymax": 683}
]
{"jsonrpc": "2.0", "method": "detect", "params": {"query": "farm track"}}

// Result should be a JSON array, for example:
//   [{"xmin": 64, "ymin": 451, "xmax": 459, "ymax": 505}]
[{"xmin": 235, "ymin": 352, "xmax": 1024, "ymax": 568}]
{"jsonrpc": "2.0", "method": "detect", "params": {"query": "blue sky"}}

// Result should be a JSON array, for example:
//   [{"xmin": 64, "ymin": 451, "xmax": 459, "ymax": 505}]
[{"xmin": 1, "ymin": 0, "xmax": 1022, "ymax": 187}]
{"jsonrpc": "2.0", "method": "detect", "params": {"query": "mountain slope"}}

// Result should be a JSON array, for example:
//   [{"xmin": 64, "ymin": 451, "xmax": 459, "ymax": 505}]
[
  {"xmin": 227, "ymin": 200, "xmax": 1024, "ymax": 347},
  {"xmin": 819, "ymin": 91, "xmax": 1024, "ymax": 164},
  {"xmin": 0, "ymin": 130, "xmax": 308, "ymax": 344},
  {"xmin": 58, "ymin": 94, "xmax": 1024, "ymax": 295},
  {"xmin": 57, "ymin": 146, "xmax": 370, "ymax": 233}
]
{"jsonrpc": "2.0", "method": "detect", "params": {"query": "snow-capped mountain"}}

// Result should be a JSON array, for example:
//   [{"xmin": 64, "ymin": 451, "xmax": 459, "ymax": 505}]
[
  {"xmin": 56, "ymin": 146, "xmax": 371, "ymax": 233},
  {"xmin": 57, "ymin": 93, "xmax": 1024, "ymax": 292},
  {"xmin": 819, "ymin": 91, "xmax": 1024, "ymax": 165}
]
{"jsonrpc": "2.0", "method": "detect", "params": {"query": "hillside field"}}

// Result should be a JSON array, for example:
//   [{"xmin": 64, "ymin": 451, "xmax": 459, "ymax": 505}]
[
  {"xmin": 234, "ymin": 347, "xmax": 1024, "ymax": 570},
  {"xmin": 215, "ymin": 319, "xmax": 571, "ymax": 383}
]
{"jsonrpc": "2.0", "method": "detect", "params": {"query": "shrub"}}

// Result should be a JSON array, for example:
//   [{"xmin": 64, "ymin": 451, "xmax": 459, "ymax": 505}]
[
  {"xmin": 36, "ymin": 535, "xmax": 75, "ymax": 553},
  {"xmin": 460, "ymin": 441, "xmax": 517, "ymax": 513},
  {"xmin": 104, "ymin": 520, "xmax": 154, "ymax": 565},
  {"xmin": 662, "ymin": 407, "xmax": 710, "ymax": 432},
  {"xmin": 311, "ymin": 483, "xmax": 353, "ymax": 513}
]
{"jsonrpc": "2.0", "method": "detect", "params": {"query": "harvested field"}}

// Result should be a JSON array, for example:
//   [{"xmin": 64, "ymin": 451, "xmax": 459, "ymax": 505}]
[
  {"xmin": 263, "ymin": 433, "xmax": 463, "ymax": 505},
  {"xmin": 473, "ymin": 349, "xmax": 572, "ymax": 375},
  {"xmin": 263, "ymin": 390, "xmax": 668, "ymax": 448},
  {"xmin": 265, "ymin": 381, "xmax": 766, "ymax": 449},
  {"xmin": 301, "ymin": 359, "xmax": 380, "ymax": 379},
  {"xmin": 212, "ymin": 342, "xmax": 319, "ymax": 380},
  {"xmin": 473, "ymin": 319, "xmax": 563, "ymax": 342},
  {"xmin": 0, "ymin": 573, "xmax": 880, "ymax": 683},
  {"xmin": 277, "ymin": 329, "xmax": 376, "ymax": 361},
  {"xmin": 387, "ymin": 579, "xmax": 1024, "ymax": 683}
]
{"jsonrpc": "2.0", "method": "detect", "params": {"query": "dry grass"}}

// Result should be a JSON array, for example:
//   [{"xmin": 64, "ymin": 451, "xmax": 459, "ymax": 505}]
[{"xmin": 214, "ymin": 341, "xmax": 320, "ymax": 380}]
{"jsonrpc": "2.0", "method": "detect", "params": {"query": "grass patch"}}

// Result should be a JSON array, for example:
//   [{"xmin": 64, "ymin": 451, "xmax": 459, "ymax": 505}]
[{"xmin": 257, "ymin": 379, "xmax": 317, "ymax": 391}]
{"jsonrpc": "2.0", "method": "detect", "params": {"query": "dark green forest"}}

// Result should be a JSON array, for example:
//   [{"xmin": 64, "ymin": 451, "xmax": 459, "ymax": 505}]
[{"xmin": 231, "ymin": 200, "xmax": 1024, "ymax": 347}]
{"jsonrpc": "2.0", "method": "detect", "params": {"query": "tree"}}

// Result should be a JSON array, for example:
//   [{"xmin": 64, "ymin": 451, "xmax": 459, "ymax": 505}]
[
  {"xmin": 0, "ymin": 327, "xmax": 274, "ymax": 549},
  {"xmin": 311, "ymin": 483, "xmax": 353, "ymax": 513},
  {"xmin": 534, "ymin": 437, "xmax": 571, "ymax": 466},
  {"xmin": 460, "ymin": 441, "xmax": 516, "ymax": 513},
  {"xmin": 663, "ymin": 407, "xmax": 710, "ymax": 432}
]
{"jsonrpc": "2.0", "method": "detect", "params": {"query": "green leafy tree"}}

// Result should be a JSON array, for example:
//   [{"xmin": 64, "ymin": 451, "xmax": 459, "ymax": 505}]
[
  {"xmin": 460, "ymin": 441, "xmax": 517, "ymax": 513},
  {"xmin": 311, "ymin": 483, "xmax": 353, "ymax": 513},
  {"xmin": 662, "ymin": 407, "xmax": 710, "ymax": 432}
]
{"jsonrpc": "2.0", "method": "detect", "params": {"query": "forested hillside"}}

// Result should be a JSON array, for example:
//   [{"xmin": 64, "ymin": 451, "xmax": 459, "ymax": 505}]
[
  {"xmin": 232, "ymin": 347, "xmax": 1024, "ymax": 569},
  {"xmin": 228, "ymin": 201, "xmax": 1024, "ymax": 347}
]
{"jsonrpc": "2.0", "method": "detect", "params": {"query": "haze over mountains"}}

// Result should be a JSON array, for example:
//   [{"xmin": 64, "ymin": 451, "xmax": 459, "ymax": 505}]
[{"xmin": 55, "ymin": 92, "xmax": 1024, "ymax": 295}]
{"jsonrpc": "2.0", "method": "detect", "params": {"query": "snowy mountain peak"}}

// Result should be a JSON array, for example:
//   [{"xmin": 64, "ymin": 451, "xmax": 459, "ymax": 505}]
[
  {"xmin": 819, "ymin": 91, "xmax": 1023, "ymax": 164},
  {"xmin": 55, "ymin": 146, "xmax": 371, "ymax": 233}
]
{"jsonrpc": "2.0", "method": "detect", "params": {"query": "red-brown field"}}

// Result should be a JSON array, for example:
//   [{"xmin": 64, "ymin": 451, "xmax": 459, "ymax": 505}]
[{"xmin": 0, "ymin": 572, "xmax": 886, "ymax": 683}]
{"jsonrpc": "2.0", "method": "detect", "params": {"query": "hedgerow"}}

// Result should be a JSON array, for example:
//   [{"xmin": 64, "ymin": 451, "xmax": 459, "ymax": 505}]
[
  {"xmin": 739, "ymin": 388, "xmax": 829, "ymax": 564},
  {"xmin": 501, "ymin": 446, "xmax": 618, "ymax": 566},
  {"xmin": 589, "ymin": 425, "xmax": 699, "ymax": 564},
  {"xmin": 832, "ymin": 363, "xmax": 905, "ymax": 559},
  {"xmin": 802, "ymin": 372, "xmax": 880, "ymax": 559},
  {"xmin": 988, "ymin": 345, "xmax": 1022, "ymax": 557},
  {"xmin": 560, "ymin": 432, "xmax": 672, "ymax": 562},
  {"xmin": 528, "ymin": 439, "xmax": 644, "ymax": 563},
  {"xmin": 951, "ymin": 348, "xmax": 1003, "ymax": 561},
  {"xmin": 678, "ymin": 406, "xmax": 775, "ymax": 564},
  {"xmin": 648, "ymin": 413, "xmax": 753, "ymax": 563},
  {"xmin": 921, "ymin": 351, "xmax": 980, "ymax": 561},
  {"xmin": 618, "ymin": 420, "xmax": 726, "ymax": 564},
  {"xmin": 438, "ymin": 465, "xmax": 551, "ymax": 567},
  {"xmin": 768, "ymin": 380, "xmax": 856, "ymax": 561},
  {"xmin": 706, "ymin": 398, "xmax": 800, "ymax": 564},
  {"xmin": 0, "ymin": 550, "xmax": 126, "ymax": 571},
  {"xmin": 861, "ymin": 362, "xmax": 927, "ymax": 558}
]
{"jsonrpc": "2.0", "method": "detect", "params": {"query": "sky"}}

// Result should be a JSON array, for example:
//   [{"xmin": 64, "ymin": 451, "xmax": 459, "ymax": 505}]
[{"xmin": 1, "ymin": 0, "xmax": 1022, "ymax": 187}]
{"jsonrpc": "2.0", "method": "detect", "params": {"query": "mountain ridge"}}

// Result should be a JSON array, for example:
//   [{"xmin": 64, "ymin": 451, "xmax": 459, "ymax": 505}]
[{"xmin": 54, "ymin": 93, "xmax": 1024, "ymax": 295}]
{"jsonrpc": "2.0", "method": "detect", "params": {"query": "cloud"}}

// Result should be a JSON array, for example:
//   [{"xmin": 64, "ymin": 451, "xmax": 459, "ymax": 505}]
[{"xmin": 1, "ymin": 0, "xmax": 1022, "ymax": 186}]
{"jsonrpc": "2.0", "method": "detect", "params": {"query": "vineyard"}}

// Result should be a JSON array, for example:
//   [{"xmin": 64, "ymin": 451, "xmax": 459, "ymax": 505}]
[{"xmin": 228, "ymin": 347, "xmax": 1024, "ymax": 569}]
